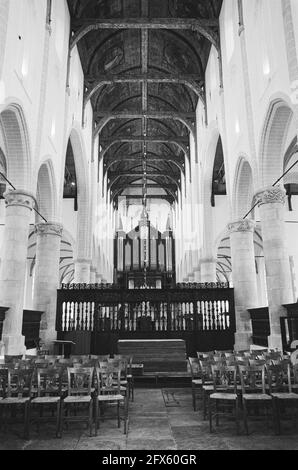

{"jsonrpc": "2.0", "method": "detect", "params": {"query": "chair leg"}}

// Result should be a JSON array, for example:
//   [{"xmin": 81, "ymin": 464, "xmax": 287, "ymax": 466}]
[
  {"xmin": 24, "ymin": 402, "xmax": 30, "ymax": 440},
  {"xmin": 243, "ymin": 400, "xmax": 249, "ymax": 435},
  {"xmin": 203, "ymin": 390, "xmax": 206, "ymax": 420},
  {"xmin": 89, "ymin": 401, "xmax": 93, "ymax": 437},
  {"xmin": 273, "ymin": 399, "xmax": 281, "ymax": 435},
  {"xmin": 60, "ymin": 400, "xmax": 64, "ymax": 437},
  {"xmin": 215, "ymin": 400, "xmax": 219, "ymax": 426},
  {"xmin": 235, "ymin": 398, "xmax": 240, "ymax": 435},
  {"xmin": 192, "ymin": 386, "xmax": 196, "ymax": 411},
  {"xmin": 117, "ymin": 402, "xmax": 120, "ymax": 428},
  {"xmin": 209, "ymin": 397, "xmax": 213, "ymax": 433},
  {"xmin": 95, "ymin": 399, "xmax": 99, "ymax": 436},
  {"xmin": 56, "ymin": 401, "xmax": 61, "ymax": 438}
]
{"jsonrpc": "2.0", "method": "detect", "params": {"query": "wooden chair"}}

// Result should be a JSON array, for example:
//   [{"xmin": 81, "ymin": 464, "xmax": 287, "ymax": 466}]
[
  {"xmin": 60, "ymin": 367, "xmax": 94, "ymax": 437},
  {"xmin": 199, "ymin": 360, "xmax": 216, "ymax": 420},
  {"xmin": 0, "ymin": 368, "xmax": 33, "ymax": 438},
  {"xmin": 94, "ymin": 365, "xmax": 127, "ymax": 435},
  {"xmin": 112, "ymin": 356, "xmax": 134, "ymax": 401},
  {"xmin": 29, "ymin": 368, "xmax": 62, "ymax": 437},
  {"xmin": 239, "ymin": 364, "xmax": 274, "ymax": 435},
  {"xmin": 188, "ymin": 357, "xmax": 203, "ymax": 412},
  {"xmin": 268, "ymin": 363, "xmax": 298, "ymax": 434},
  {"xmin": 208, "ymin": 364, "xmax": 240, "ymax": 434}
]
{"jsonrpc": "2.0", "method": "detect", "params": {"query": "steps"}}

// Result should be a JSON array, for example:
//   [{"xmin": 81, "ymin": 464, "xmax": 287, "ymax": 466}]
[{"xmin": 118, "ymin": 339, "xmax": 187, "ymax": 373}]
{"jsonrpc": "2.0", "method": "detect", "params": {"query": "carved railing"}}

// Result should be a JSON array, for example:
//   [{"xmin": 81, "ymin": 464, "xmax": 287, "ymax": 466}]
[
  {"xmin": 56, "ymin": 284, "xmax": 235, "ymax": 334},
  {"xmin": 248, "ymin": 307, "xmax": 270, "ymax": 347}
]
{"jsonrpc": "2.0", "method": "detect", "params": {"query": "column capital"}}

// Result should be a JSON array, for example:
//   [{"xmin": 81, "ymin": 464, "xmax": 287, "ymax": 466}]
[
  {"xmin": 35, "ymin": 222, "xmax": 63, "ymax": 237},
  {"xmin": 254, "ymin": 186, "xmax": 286, "ymax": 206},
  {"xmin": 4, "ymin": 189, "xmax": 35, "ymax": 209},
  {"xmin": 228, "ymin": 219, "xmax": 255, "ymax": 234}
]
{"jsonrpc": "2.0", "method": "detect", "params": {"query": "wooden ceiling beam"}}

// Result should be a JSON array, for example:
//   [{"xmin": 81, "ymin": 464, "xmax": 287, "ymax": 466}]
[
  {"xmin": 94, "ymin": 112, "xmax": 195, "ymax": 137},
  {"xmin": 70, "ymin": 18, "xmax": 219, "ymax": 51},
  {"xmin": 84, "ymin": 74, "xmax": 204, "ymax": 106},
  {"xmin": 104, "ymin": 154, "xmax": 184, "ymax": 173},
  {"xmin": 100, "ymin": 136, "xmax": 189, "ymax": 159}
]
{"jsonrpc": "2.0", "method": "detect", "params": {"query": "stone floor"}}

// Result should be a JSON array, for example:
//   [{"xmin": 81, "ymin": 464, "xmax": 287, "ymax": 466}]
[{"xmin": 1, "ymin": 387, "xmax": 298, "ymax": 450}]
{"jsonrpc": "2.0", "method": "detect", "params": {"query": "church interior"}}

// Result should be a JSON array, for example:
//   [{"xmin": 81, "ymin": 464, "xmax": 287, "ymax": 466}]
[{"xmin": 0, "ymin": 0, "xmax": 298, "ymax": 452}]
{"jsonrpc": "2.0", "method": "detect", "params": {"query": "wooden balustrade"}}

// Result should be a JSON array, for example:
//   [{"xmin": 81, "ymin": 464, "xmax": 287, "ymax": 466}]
[
  {"xmin": 56, "ymin": 284, "xmax": 234, "ymax": 334},
  {"xmin": 56, "ymin": 284, "xmax": 235, "ymax": 356}
]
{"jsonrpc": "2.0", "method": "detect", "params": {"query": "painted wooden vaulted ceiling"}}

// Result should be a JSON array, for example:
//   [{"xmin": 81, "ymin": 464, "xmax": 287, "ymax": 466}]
[{"xmin": 67, "ymin": 0, "xmax": 222, "ymax": 206}]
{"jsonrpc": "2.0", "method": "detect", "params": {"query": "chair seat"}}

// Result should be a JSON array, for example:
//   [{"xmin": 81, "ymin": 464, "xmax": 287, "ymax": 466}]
[
  {"xmin": 192, "ymin": 379, "xmax": 203, "ymax": 385},
  {"xmin": 271, "ymin": 392, "xmax": 298, "ymax": 400},
  {"xmin": 243, "ymin": 393, "xmax": 272, "ymax": 401},
  {"xmin": 203, "ymin": 385, "xmax": 227, "ymax": 391},
  {"xmin": 97, "ymin": 394, "xmax": 124, "ymax": 402},
  {"xmin": 0, "ymin": 397, "xmax": 30, "ymax": 404},
  {"xmin": 210, "ymin": 393, "xmax": 238, "ymax": 400},
  {"xmin": 64, "ymin": 395, "xmax": 92, "ymax": 403},
  {"xmin": 32, "ymin": 396, "xmax": 60, "ymax": 404}
]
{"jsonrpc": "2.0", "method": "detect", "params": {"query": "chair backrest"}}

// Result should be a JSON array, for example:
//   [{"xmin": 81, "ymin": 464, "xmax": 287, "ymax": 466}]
[
  {"xmin": 34, "ymin": 359, "xmax": 50, "ymax": 369},
  {"xmin": 239, "ymin": 364, "xmax": 266, "ymax": 394},
  {"xmin": 95, "ymin": 366, "xmax": 121, "ymax": 395},
  {"xmin": 267, "ymin": 362, "xmax": 292, "ymax": 393},
  {"xmin": 6, "ymin": 368, "xmax": 33, "ymax": 398},
  {"xmin": 35, "ymin": 368, "xmax": 62, "ymax": 397},
  {"xmin": 211, "ymin": 364, "xmax": 237, "ymax": 392},
  {"xmin": 249, "ymin": 358, "xmax": 266, "ymax": 367},
  {"xmin": 90, "ymin": 354, "xmax": 110, "ymax": 361},
  {"xmin": 188, "ymin": 357, "xmax": 201, "ymax": 378},
  {"xmin": 67, "ymin": 367, "xmax": 94, "ymax": 396},
  {"xmin": 58, "ymin": 358, "xmax": 73, "ymax": 366}
]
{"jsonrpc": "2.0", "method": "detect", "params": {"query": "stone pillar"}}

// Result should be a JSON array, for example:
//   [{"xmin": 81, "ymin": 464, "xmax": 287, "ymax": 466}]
[
  {"xmin": 74, "ymin": 258, "xmax": 91, "ymax": 283},
  {"xmin": 228, "ymin": 219, "xmax": 258, "ymax": 351},
  {"xmin": 33, "ymin": 222, "xmax": 63, "ymax": 350},
  {"xmin": 200, "ymin": 258, "xmax": 217, "ymax": 283},
  {"xmin": 193, "ymin": 269, "xmax": 201, "ymax": 282},
  {"xmin": 95, "ymin": 272, "xmax": 102, "ymax": 284},
  {"xmin": 255, "ymin": 186, "xmax": 294, "ymax": 350},
  {"xmin": 0, "ymin": 190, "xmax": 35, "ymax": 355}
]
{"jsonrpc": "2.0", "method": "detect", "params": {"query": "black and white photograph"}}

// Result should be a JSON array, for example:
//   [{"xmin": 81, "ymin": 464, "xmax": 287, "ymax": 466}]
[{"xmin": 0, "ymin": 0, "xmax": 298, "ymax": 457}]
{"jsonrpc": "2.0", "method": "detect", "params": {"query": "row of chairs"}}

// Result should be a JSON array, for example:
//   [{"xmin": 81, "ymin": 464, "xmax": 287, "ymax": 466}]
[
  {"xmin": 0, "ymin": 354, "xmax": 135, "ymax": 401},
  {"xmin": 189, "ymin": 357, "xmax": 298, "ymax": 435},
  {"xmin": 0, "ymin": 364, "xmax": 129, "ymax": 439}
]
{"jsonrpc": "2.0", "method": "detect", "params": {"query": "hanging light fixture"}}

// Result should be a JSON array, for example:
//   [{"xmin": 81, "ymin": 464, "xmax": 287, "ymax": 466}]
[{"xmin": 140, "ymin": 143, "xmax": 149, "ymax": 288}]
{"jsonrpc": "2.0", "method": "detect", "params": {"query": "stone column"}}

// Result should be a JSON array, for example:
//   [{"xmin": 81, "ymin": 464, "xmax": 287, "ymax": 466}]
[
  {"xmin": 73, "ymin": 258, "xmax": 91, "ymax": 283},
  {"xmin": 0, "ymin": 190, "xmax": 35, "ymax": 355},
  {"xmin": 255, "ymin": 186, "xmax": 294, "ymax": 350},
  {"xmin": 95, "ymin": 272, "xmax": 102, "ymax": 284},
  {"xmin": 200, "ymin": 258, "xmax": 217, "ymax": 283},
  {"xmin": 33, "ymin": 222, "xmax": 63, "ymax": 350},
  {"xmin": 228, "ymin": 219, "xmax": 258, "ymax": 351}
]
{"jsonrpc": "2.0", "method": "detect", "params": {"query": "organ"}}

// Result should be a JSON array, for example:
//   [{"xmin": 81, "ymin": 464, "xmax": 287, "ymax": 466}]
[{"xmin": 114, "ymin": 214, "xmax": 175, "ymax": 289}]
